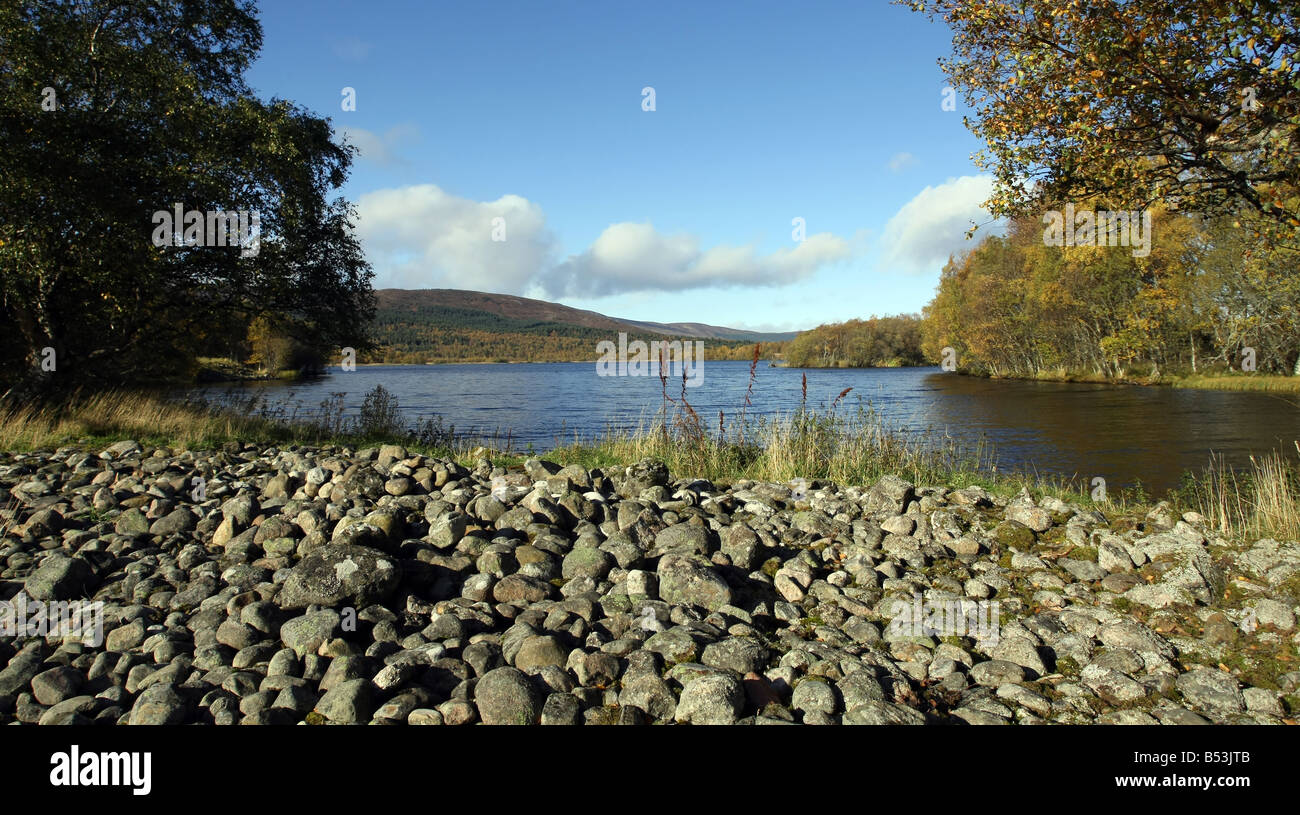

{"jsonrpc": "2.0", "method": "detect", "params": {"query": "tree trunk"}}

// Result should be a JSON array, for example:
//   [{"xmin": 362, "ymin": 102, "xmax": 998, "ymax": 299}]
[{"xmin": 1294, "ymin": 353, "xmax": 1300, "ymax": 376}]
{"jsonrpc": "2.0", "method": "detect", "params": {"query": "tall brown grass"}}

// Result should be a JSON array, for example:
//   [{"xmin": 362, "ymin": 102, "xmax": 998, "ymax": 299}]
[
  {"xmin": 1183, "ymin": 444, "xmax": 1300, "ymax": 541},
  {"xmin": 0, "ymin": 388, "xmax": 462, "ymax": 454},
  {"xmin": 556, "ymin": 386, "xmax": 994, "ymax": 491},
  {"xmin": 0, "ymin": 390, "xmax": 284, "ymax": 449},
  {"xmin": 1170, "ymin": 374, "xmax": 1300, "ymax": 395}
]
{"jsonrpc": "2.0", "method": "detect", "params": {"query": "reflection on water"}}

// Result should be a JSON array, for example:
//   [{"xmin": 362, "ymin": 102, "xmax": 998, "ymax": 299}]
[{"xmin": 193, "ymin": 362, "xmax": 1300, "ymax": 494}]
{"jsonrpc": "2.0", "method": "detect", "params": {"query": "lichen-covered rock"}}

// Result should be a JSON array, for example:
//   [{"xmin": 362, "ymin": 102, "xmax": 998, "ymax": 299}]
[
  {"xmin": 474, "ymin": 667, "xmax": 542, "ymax": 725},
  {"xmin": 277, "ymin": 543, "xmax": 401, "ymax": 609},
  {"xmin": 24, "ymin": 555, "xmax": 91, "ymax": 601},
  {"xmin": 675, "ymin": 673, "xmax": 744, "ymax": 725},
  {"xmin": 656, "ymin": 554, "xmax": 732, "ymax": 611}
]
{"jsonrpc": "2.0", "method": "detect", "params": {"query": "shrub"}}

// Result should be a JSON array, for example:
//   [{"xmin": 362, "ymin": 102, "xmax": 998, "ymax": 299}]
[{"xmin": 355, "ymin": 385, "xmax": 404, "ymax": 438}]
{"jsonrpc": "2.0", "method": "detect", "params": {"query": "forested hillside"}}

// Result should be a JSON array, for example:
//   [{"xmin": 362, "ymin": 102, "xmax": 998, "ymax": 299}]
[{"xmin": 363, "ymin": 297, "xmax": 776, "ymax": 363}]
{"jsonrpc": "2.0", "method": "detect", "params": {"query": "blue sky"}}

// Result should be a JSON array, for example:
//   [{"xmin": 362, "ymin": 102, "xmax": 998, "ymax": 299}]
[{"xmin": 247, "ymin": 0, "xmax": 1000, "ymax": 332}]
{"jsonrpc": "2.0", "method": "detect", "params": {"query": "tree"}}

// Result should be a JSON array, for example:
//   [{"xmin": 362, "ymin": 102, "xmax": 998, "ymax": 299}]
[
  {"xmin": 245, "ymin": 315, "xmax": 291, "ymax": 374},
  {"xmin": 0, "ymin": 0, "xmax": 374, "ymax": 394},
  {"xmin": 784, "ymin": 315, "xmax": 926, "ymax": 368},
  {"xmin": 1194, "ymin": 209, "xmax": 1300, "ymax": 373},
  {"xmin": 900, "ymin": 0, "xmax": 1300, "ymax": 235},
  {"xmin": 917, "ymin": 204, "xmax": 1236, "ymax": 379}
]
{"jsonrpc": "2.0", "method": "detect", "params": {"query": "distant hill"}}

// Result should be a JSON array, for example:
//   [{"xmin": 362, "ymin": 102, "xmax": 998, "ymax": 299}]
[
  {"xmin": 618, "ymin": 318, "xmax": 798, "ymax": 343},
  {"xmin": 366, "ymin": 289, "xmax": 799, "ymax": 364},
  {"xmin": 374, "ymin": 289, "xmax": 635, "ymax": 333},
  {"xmin": 374, "ymin": 289, "xmax": 798, "ymax": 341}
]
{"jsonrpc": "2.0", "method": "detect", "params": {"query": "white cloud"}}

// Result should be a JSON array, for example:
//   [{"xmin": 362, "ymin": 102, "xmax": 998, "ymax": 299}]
[
  {"xmin": 878, "ymin": 174, "xmax": 1000, "ymax": 273},
  {"xmin": 537, "ymin": 222, "xmax": 851, "ymax": 298},
  {"xmin": 337, "ymin": 125, "xmax": 419, "ymax": 166},
  {"xmin": 888, "ymin": 152, "xmax": 918, "ymax": 173},
  {"xmin": 356, "ymin": 184, "xmax": 856, "ymax": 296},
  {"xmin": 356, "ymin": 184, "xmax": 555, "ymax": 292}
]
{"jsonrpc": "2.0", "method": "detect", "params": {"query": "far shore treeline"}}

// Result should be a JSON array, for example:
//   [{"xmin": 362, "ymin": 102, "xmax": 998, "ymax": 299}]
[{"xmin": 788, "ymin": 196, "xmax": 1300, "ymax": 380}]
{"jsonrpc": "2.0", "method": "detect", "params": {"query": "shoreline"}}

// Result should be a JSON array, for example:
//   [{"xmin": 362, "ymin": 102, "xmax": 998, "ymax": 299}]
[
  {"xmin": 944, "ymin": 369, "xmax": 1300, "ymax": 394},
  {"xmin": 0, "ymin": 439, "xmax": 1295, "ymax": 725},
  {"xmin": 768, "ymin": 366, "xmax": 1300, "ymax": 393},
  {"xmin": 4, "ymin": 389, "xmax": 1297, "ymax": 511},
  {"xmin": 207, "ymin": 360, "xmax": 1300, "ymax": 395}
]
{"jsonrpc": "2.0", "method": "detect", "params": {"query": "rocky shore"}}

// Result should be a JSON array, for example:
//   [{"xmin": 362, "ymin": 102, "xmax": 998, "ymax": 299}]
[{"xmin": 2, "ymin": 440, "xmax": 1297, "ymax": 725}]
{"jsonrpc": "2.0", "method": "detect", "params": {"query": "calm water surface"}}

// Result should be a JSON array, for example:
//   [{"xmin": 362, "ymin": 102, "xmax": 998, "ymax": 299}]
[{"xmin": 195, "ymin": 361, "xmax": 1300, "ymax": 494}]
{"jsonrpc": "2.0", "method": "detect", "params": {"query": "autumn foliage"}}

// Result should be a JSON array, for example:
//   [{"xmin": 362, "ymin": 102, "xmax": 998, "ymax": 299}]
[
  {"xmin": 901, "ymin": 0, "xmax": 1300, "ymax": 237},
  {"xmin": 921, "ymin": 205, "xmax": 1300, "ymax": 378}
]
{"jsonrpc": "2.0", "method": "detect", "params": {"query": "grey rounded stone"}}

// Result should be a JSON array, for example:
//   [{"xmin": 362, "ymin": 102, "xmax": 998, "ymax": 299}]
[
  {"xmin": 278, "ymin": 544, "xmax": 401, "ymax": 609},
  {"xmin": 314, "ymin": 678, "xmax": 373, "ymax": 723},
  {"xmin": 657, "ymin": 554, "xmax": 732, "ymax": 611},
  {"xmin": 31, "ymin": 665, "xmax": 84, "ymax": 706},
  {"xmin": 792, "ymin": 678, "xmax": 838, "ymax": 716},
  {"xmin": 650, "ymin": 524, "xmax": 714, "ymax": 558},
  {"xmin": 1176, "ymin": 667, "xmax": 1244, "ymax": 714},
  {"xmin": 1251, "ymin": 599, "xmax": 1295, "ymax": 632},
  {"xmin": 513, "ymin": 636, "xmax": 568, "ymax": 672},
  {"xmin": 675, "ymin": 673, "xmax": 744, "ymax": 725},
  {"xmin": 562, "ymin": 547, "xmax": 615, "ymax": 581},
  {"xmin": 106, "ymin": 619, "xmax": 147, "ymax": 652},
  {"xmin": 843, "ymin": 700, "xmax": 926, "ymax": 725},
  {"xmin": 700, "ymin": 637, "xmax": 768, "ymax": 675},
  {"xmin": 38, "ymin": 695, "xmax": 99, "ymax": 726},
  {"xmin": 474, "ymin": 667, "xmax": 542, "ymax": 725},
  {"xmin": 24, "ymin": 555, "xmax": 91, "ymax": 600},
  {"xmin": 492, "ymin": 575, "xmax": 553, "ymax": 605},
  {"xmin": 1005, "ymin": 504, "xmax": 1052, "ymax": 532},
  {"xmin": 540, "ymin": 693, "xmax": 581, "ymax": 725},
  {"xmin": 129, "ymin": 684, "xmax": 190, "ymax": 725},
  {"xmin": 969, "ymin": 660, "xmax": 1026, "ymax": 687},
  {"xmin": 279, "ymin": 610, "xmax": 341, "ymax": 658}
]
